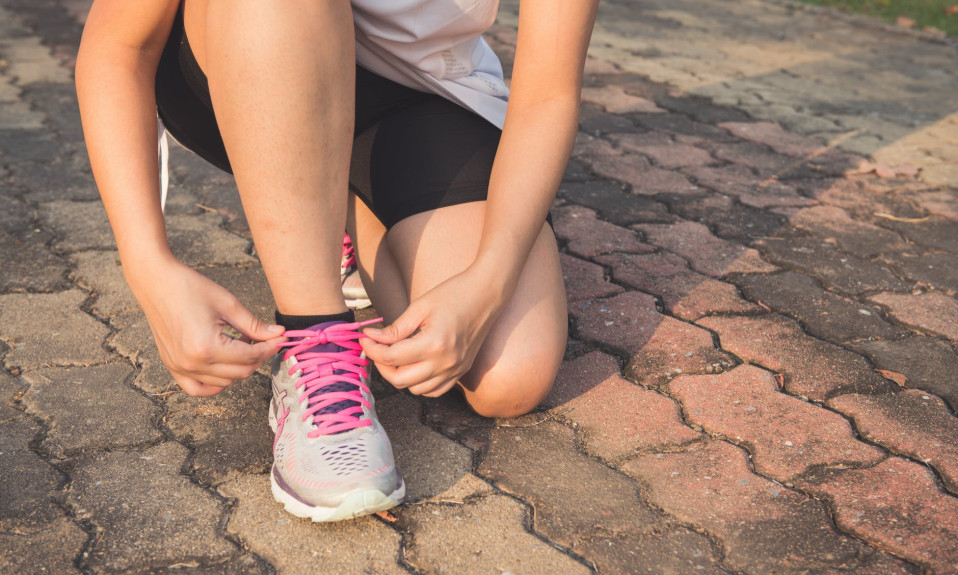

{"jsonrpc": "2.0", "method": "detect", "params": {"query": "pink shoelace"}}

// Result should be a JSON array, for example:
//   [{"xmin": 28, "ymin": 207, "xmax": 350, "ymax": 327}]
[
  {"xmin": 342, "ymin": 233, "xmax": 356, "ymax": 272},
  {"xmin": 277, "ymin": 318, "xmax": 382, "ymax": 436}
]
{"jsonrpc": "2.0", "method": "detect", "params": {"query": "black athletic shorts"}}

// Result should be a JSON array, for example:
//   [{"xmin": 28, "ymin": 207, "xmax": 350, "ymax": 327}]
[{"xmin": 154, "ymin": 8, "xmax": 502, "ymax": 229}]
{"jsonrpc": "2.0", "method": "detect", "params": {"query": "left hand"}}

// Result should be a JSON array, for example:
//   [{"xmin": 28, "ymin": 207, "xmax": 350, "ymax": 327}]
[{"xmin": 360, "ymin": 268, "xmax": 506, "ymax": 397}]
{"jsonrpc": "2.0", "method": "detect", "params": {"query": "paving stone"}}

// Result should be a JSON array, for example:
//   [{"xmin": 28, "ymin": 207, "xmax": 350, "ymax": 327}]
[
  {"xmin": 145, "ymin": 553, "xmax": 271, "ymax": 575},
  {"xmin": 397, "ymin": 494, "xmax": 591, "ymax": 575},
  {"xmin": 879, "ymin": 251, "xmax": 958, "ymax": 293},
  {"xmin": 420, "ymin": 390, "xmax": 495, "ymax": 452},
  {"xmin": 543, "ymin": 352, "xmax": 700, "ymax": 461},
  {"xmin": 0, "ymin": 290, "xmax": 112, "ymax": 369},
  {"xmin": 828, "ymin": 390, "xmax": 958, "ymax": 494},
  {"xmin": 218, "ymin": 473, "xmax": 404, "ymax": 575},
  {"xmin": 7, "ymin": 156, "xmax": 99, "ymax": 203},
  {"xmin": 878, "ymin": 215, "xmax": 958, "ymax": 256},
  {"xmin": 798, "ymin": 457, "xmax": 958, "ymax": 574},
  {"xmin": 0, "ymin": 515, "xmax": 86, "ymax": 575},
  {"xmin": 69, "ymin": 250, "xmax": 139, "ymax": 319},
  {"xmin": 572, "ymin": 133, "xmax": 621, "ymax": 160},
  {"xmin": 166, "ymin": 213, "xmax": 256, "ymax": 268},
  {"xmin": 624, "ymin": 441, "xmax": 878, "ymax": 573},
  {"xmin": 904, "ymin": 188, "xmax": 958, "ymax": 221},
  {"xmin": 631, "ymin": 143, "xmax": 715, "ymax": 169},
  {"xmin": 581, "ymin": 84, "xmax": 664, "ymax": 114},
  {"xmin": 576, "ymin": 527, "xmax": 729, "ymax": 575},
  {"xmin": 477, "ymin": 421, "xmax": 660, "ymax": 568},
  {"xmin": 591, "ymin": 153, "xmax": 698, "ymax": 196},
  {"xmin": 559, "ymin": 253, "xmax": 624, "ymax": 303},
  {"xmin": 608, "ymin": 131, "xmax": 676, "ymax": 152},
  {"xmin": 20, "ymin": 363, "xmax": 161, "ymax": 457},
  {"xmin": 553, "ymin": 205, "xmax": 651, "ymax": 258},
  {"xmin": 0, "ymin": 370, "xmax": 26, "ymax": 424},
  {"xmin": 68, "ymin": 441, "xmax": 235, "ymax": 572},
  {"xmin": 165, "ymin": 374, "xmax": 272, "ymax": 486},
  {"xmin": 719, "ymin": 121, "xmax": 821, "ymax": 156},
  {"xmin": 596, "ymin": 251, "xmax": 759, "ymax": 318},
  {"xmin": 697, "ymin": 315, "xmax": 895, "ymax": 401},
  {"xmin": 0, "ymin": 418, "xmax": 65, "ymax": 531},
  {"xmin": 665, "ymin": 193, "xmax": 787, "ymax": 245},
  {"xmin": 670, "ymin": 365, "xmax": 884, "ymax": 481},
  {"xmin": 108, "ymin": 313, "xmax": 177, "ymax": 395},
  {"xmin": 656, "ymin": 94, "xmax": 752, "ymax": 124},
  {"xmin": 557, "ymin": 180, "xmax": 674, "ymax": 226},
  {"xmin": 849, "ymin": 336, "xmax": 958, "ymax": 411},
  {"xmin": 198, "ymin": 265, "xmax": 276, "ymax": 325},
  {"xmin": 705, "ymin": 141, "xmax": 794, "ymax": 175},
  {"xmin": 38, "ymin": 199, "xmax": 116, "ymax": 253},
  {"xmin": 0, "ymin": 130, "xmax": 59, "ymax": 162},
  {"xmin": 789, "ymin": 205, "xmax": 909, "ymax": 258},
  {"xmin": 754, "ymin": 232, "xmax": 910, "ymax": 296},
  {"xmin": 636, "ymin": 220, "xmax": 777, "ymax": 277},
  {"xmin": 636, "ymin": 114, "xmax": 737, "ymax": 142},
  {"xmin": 578, "ymin": 102, "xmax": 636, "ymax": 134},
  {"xmin": 734, "ymin": 271, "xmax": 905, "ymax": 343},
  {"xmin": 803, "ymin": 178, "xmax": 925, "ymax": 222},
  {"xmin": 376, "ymin": 393, "xmax": 473, "ymax": 503},
  {"xmin": 572, "ymin": 292, "xmax": 733, "ymax": 385},
  {"xmin": 0, "ymin": 194, "xmax": 71, "ymax": 293},
  {"xmin": 869, "ymin": 291, "xmax": 958, "ymax": 341}
]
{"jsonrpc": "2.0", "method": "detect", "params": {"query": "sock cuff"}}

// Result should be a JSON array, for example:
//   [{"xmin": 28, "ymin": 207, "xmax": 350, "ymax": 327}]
[{"xmin": 275, "ymin": 309, "xmax": 356, "ymax": 331}]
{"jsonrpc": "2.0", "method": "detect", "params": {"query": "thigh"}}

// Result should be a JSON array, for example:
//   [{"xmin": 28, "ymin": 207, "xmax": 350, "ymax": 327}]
[{"xmin": 386, "ymin": 203, "xmax": 567, "ymax": 416}]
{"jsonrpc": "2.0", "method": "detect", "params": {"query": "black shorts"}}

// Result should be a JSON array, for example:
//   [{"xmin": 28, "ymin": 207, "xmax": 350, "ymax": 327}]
[{"xmin": 154, "ymin": 8, "xmax": 502, "ymax": 229}]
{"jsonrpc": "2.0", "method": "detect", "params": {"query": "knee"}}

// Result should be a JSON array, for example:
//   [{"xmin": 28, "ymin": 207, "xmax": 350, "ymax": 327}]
[{"xmin": 461, "ymin": 354, "xmax": 561, "ymax": 419}]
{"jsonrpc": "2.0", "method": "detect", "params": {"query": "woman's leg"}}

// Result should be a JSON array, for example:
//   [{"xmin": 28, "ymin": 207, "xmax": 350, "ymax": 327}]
[
  {"xmin": 187, "ymin": 0, "xmax": 355, "ymax": 315},
  {"xmin": 351, "ymin": 199, "xmax": 568, "ymax": 418}
]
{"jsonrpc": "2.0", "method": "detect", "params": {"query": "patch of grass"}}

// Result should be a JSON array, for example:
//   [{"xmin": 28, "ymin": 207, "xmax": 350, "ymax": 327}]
[{"xmin": 793, "ymin": 0, "xmax": 958, "ymax": 37}]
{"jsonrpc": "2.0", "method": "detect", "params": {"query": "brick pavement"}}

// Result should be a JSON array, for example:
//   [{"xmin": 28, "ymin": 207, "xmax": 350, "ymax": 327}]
[{"xmin": 1, "ymin": 0, "xmax": 957, "ymax": 572}]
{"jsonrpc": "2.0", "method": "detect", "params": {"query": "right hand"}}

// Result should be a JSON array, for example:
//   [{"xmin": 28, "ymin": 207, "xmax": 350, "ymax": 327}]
[{"xmin": 128, "ymin": 258, "xmax": 286, "ymax": 397}]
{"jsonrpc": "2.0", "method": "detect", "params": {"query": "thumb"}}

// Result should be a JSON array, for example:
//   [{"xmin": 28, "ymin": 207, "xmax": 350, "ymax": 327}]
[
  {"xmin": 364, "ymin": 304, "xmax": 424, "ymax": 344},
  {"xmin": 222, "ymin": 299, "xmax": 284, "ymax": 342}
]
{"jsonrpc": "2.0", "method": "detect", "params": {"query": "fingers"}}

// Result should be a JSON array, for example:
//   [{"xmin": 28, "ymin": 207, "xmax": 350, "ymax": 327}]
[
  {"xmin": 362, "ymin": 304, "xmax": 425, "ymax": 344},
  {"xmin": 222, "ymin": 299, "xmax": 286, "ymax": 342},
  {"xmin": 172, "ymin": 373, "xmax": 232, "ymax": 397}
]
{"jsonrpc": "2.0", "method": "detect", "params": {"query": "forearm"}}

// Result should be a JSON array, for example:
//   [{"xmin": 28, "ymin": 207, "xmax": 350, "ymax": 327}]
[
  {"xmin": 470, "ymin": 96, "xmax": 579, "ymax": 300},
  {"xmin": 76, "ymin": 15, "xmax": 175, "ymax": 281}
]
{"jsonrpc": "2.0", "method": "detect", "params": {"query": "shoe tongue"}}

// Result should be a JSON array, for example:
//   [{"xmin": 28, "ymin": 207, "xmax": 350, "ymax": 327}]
[{"xmin": 296, "ymin": 321, "xmax": 362, "ymax": 428}]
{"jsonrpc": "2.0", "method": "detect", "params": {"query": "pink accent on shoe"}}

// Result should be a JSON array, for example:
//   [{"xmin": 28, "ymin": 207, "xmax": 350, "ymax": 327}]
[
  {"xmin": 342, "ymin": 233, "xmax": 356, "ymax": 272},
  {"xmin": 277, "ymin": 318, "xmax": 382, "ymax": 436}
]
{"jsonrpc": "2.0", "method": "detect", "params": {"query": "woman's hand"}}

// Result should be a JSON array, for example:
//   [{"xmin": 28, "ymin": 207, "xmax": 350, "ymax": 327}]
[
  {"xmin": 128, "ymin": 257, "xmax": 286, "ymax": 397},
  {"xmin": 360, "ymin": 267, "xmax": 506, "ymax": 397}
]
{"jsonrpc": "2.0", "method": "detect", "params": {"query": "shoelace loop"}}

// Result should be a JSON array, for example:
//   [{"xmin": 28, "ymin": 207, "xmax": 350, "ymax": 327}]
[{"xmin": 277, "ymin": 318, "xmax": 382, "ymax": 437}]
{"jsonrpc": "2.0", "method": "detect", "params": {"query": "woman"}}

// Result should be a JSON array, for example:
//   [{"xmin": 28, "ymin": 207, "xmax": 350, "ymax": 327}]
[{"xmin": 76, "ymin": 0, "xmax": 598, "ymax": 521}]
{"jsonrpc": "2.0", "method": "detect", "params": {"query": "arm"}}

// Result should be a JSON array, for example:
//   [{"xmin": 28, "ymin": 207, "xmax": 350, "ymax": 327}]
[
  {"xmin": 475, "ymin": 0, "xmax": 600, "ymax": 302},
  {"xmin": 76, "ymin": 0, "xmax": 283, "ymax": 396},
  {"xmin": 362, "ymin": 0, "xmax": 599, "ymax": 395}
]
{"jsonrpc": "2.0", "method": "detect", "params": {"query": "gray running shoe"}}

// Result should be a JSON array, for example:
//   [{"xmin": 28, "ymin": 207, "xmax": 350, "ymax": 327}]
[
  {"xmin": 341, "ymin": 233, "xmax": 372, "ymax": 309},
  {"xmin": 269, "ymin": 320, "xmax": 404, "ymax": 521}
]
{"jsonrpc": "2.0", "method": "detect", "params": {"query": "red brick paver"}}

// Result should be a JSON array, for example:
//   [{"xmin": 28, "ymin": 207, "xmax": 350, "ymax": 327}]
[
  {"xmin": 670, "ymin": 365, "xmax": 884, "ymax": 481},
  {"xmin": 798, "ymin": 457, "xmax": 958, "ymax": 574}
]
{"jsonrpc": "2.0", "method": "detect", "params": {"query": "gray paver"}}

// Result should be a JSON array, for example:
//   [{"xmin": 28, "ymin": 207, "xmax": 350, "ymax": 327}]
[
  {"xmin": 0, "ymin": 516, "xmax": 86, "ymax": 575},
  {"xmin": 397, "ymin": 494, "xmax": 591, "ymax": 575},
  {"xmin": 0, "ymin": 290, "xmax": 112, "ymax": 369},
  {"xmin": 0, "ymin": 418, "xmax": 65, "ymax": 531},
  {"xmin": 218, "ymin": 473, "xmax": 405, "ymax": 575},
  {"xmin": 67, "ymin": 441, "xmax": 236, "ymax": 572},
  {"xmin": 164, "ymin": 375, "xmax": 272, "ymax": 486},
  {"xmin": 21, "ymin": 363, "xmax": 162, "ymax": 457}
]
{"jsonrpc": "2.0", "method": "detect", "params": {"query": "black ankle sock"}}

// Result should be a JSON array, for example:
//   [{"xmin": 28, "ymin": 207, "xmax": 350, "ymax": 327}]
[{"xmin": 275, "ymin": 310, "xmax": 355, "ymax": 332}]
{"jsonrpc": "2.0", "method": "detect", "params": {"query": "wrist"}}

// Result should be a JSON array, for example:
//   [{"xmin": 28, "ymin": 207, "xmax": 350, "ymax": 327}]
[{"xmin": 121, "ymin": 245, "xmax": 179, "ymax": 290}]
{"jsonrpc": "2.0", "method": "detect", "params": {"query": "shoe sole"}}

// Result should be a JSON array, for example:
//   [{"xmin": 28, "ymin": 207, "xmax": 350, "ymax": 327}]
[
  {"xmin": 344, "ymin": 296, "xmax": 372, "ymax": 310},
  {"xmin": 268, "ymin": 399, "xmax": 404, "ymax": 522},
  {"xmin": 270, "ymin": 467, "xmax": 404, "ymax": 522}
]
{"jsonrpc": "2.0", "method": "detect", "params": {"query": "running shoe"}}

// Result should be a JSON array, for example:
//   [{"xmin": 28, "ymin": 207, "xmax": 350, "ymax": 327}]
[
  {"xmin": 341, "ymin": 233, "xmax": 371, "ymax": 310},
  {"xmin": 269, "ymin": 319, "xmax": 404, "ymax": 521}
]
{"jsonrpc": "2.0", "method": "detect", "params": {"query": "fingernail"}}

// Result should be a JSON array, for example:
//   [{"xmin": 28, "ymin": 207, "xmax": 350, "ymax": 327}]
[
  {"xmin": 364, "ymin": 328, "xmax": 382, "ymax": 335},
  {"xmin": 267, "ymin": 324, "xmax": 284, "ymax": 335}
]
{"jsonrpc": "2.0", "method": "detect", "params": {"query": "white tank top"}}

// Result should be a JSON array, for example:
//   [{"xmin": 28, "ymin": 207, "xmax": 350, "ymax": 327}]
[{"xmin": 351, "ymin": 0, "xmax": 509, "ymax": 129}]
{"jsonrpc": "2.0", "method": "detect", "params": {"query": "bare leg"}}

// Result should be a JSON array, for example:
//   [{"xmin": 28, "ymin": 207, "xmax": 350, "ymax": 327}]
[
  {"xmin": 188, "ymin": 0, "xmax": 355, "ymax": 315},
  {"xmin": 352, "ymin": 200, "xmax": 568, "ymax": 418}
]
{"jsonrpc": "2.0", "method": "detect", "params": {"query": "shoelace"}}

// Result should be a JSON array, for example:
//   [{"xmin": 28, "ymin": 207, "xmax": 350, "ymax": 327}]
[
  {"xmin": 341, "ymin": 233, "xmax": 356, "ymax": 272},
  {"xmin": 277, "ymin": 318, "xmax": 382, "ymax": 436}
]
